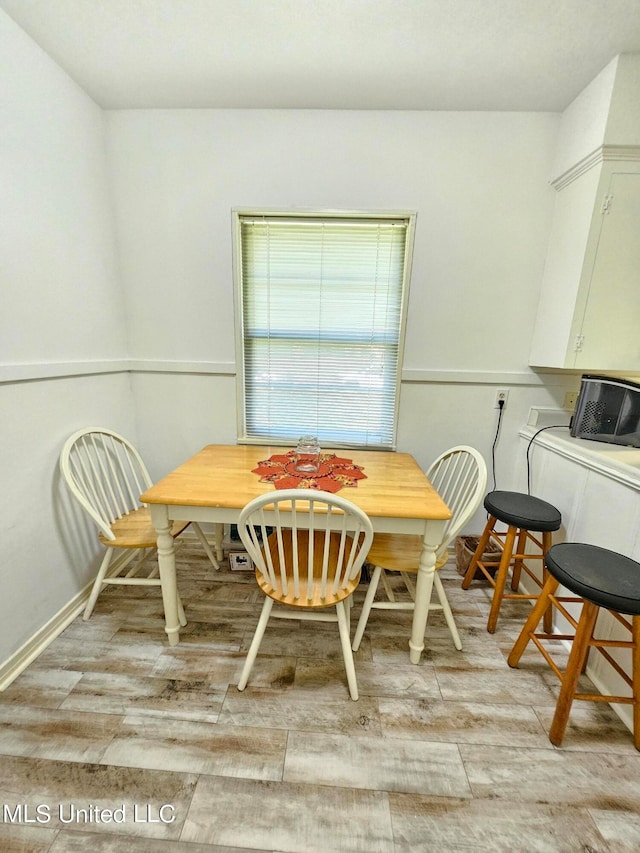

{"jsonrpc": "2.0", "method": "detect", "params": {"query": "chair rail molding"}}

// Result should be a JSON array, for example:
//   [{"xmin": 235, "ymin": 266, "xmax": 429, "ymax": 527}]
[
  {"xmin": 401, "ymin": 368, "xmax": 548, "ymax": 385},
  {"xmin": 127, "ymin": 359, "xmax": 236, "ymax": 375},
  {"xmin": 2, "ymin": 361, "xmax": 555, "ymax": 386},
  {"xmin": 0, "ymin": 359, "xmax": 131, "ymax": 384},
  {"xmin": 0, "ymin": 359, "xmax": 236, "ymax": 384}
]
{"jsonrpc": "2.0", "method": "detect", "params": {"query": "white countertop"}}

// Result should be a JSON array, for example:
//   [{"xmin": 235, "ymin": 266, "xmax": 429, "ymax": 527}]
[{"xmin": 520, "ymin": 408, "xmax": 640, "ymax": 490}]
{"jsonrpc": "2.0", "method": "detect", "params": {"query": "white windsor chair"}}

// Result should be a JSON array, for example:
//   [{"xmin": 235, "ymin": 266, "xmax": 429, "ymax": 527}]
[
  {"xmin": 60, "ymin": 427, "xmax": 219, "ymax": 621},
  {"xmin": 236, "ymin": 489, "xmax": 374, "ymax": 700},
  {"xmin": 352, "ymin": 445, "xmax": 487, "ymax": 652}
]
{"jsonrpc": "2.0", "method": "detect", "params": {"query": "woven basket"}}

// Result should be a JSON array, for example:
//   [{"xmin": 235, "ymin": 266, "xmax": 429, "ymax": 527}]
[{"xmin": 455, "ymin": 535, "xmax": 501, "ymax": 580}]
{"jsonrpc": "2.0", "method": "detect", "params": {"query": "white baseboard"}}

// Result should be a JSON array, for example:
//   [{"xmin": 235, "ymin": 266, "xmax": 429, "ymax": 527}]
[
  {"xmin": 0, "ymin": 537, "xmax": 217, "ymax": 692},
  {"xmin": 0, "ymin": 582, "xmax": 91, "ymax": 691}
]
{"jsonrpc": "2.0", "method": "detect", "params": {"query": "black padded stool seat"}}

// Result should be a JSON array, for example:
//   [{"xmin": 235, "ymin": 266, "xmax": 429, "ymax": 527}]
[
  {"xmin": 484, "ymin": 491, "xmax": 561, "ymax": 533},
  {"xmin": 509, "ymin": 542, "xmax": 640, "ymax": 750},
  {"xmin": 546, "ymin": 543, "xmax": 640, "ymax": 615},
  {"xmin": 462, "ymin": 490, "xmax": 562, "ymax": 633}
]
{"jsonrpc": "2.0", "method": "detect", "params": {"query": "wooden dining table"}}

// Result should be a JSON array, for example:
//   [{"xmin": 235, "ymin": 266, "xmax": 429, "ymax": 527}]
[{"xmin": 140, "ymin": 444, "xmax": 451, "ymax": 664}]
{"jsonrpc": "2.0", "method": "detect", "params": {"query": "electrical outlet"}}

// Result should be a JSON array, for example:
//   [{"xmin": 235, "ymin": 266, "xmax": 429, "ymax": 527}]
[
  {"xmin": 494, "ymin": 389, "xmax": 509, "ymax": 409},
  {"xmin": 564, "ymin": 391, "xmax": 579, "ymax": 410}
]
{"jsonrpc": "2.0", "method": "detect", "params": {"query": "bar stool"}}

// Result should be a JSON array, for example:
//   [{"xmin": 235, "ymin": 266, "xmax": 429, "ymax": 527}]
[
  {"xmin": 508, "ymin": 543, "xmax": 640, "ymax": 750},
  {"xmin": 461, "ymin": 490, "xmax": 561, "ymax": 633}
]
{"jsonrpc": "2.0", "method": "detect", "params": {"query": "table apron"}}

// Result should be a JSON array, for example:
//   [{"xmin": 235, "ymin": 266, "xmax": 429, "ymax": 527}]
[
  {"xmin": 149, "ymin": 503, "xmax": 446, "ymax": 540},
  {"xmin": 149, "ymin": 504, "xmax": 246, "ymax": 526}
]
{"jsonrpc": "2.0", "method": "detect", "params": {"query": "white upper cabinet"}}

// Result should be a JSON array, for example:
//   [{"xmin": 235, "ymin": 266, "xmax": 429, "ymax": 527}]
[
  {"xmin": 530, "ymin": 54, "xmax": 640, "ymax": 371},
  {"xmin": 529, "ymin": 160, "xmax": 640, "ymax": 370},
  {"xmin": 578, "ymin": 169, "xmax": 640, "ymax": 368}
]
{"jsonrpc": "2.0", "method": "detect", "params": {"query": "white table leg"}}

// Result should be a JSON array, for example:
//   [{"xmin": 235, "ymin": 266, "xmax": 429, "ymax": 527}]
[
  {"xmin": 214, "ymin": 522, "xmax": 224, "ymax": 562},
  {"xmin": 410, "ymin": 520, "xmax": 446, "ymax": 664},
  {"xmin": 150, "ymin": 504, "xmax": 181, "ymax": 646}
]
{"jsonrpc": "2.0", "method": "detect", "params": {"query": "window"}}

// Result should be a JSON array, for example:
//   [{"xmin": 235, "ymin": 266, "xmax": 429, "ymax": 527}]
[{"xmin": 233, "ymin": 210, "xmax": 414, "ymax": 449}]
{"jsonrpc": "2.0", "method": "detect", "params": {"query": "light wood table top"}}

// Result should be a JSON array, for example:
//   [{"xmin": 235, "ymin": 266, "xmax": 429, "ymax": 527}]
[{"xmin": 141, "ymin": 444, "xmax": 451, "ymax": 524}]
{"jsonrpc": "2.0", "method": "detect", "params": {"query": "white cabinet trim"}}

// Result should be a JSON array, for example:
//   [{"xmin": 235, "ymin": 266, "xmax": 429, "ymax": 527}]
[{"xmin": 552, "ymin": 144, "xmax": 640, "ymax": 191}]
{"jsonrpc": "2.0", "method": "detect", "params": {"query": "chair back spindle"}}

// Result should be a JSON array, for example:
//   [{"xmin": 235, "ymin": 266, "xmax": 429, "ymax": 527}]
[{"xmin": 427, "ymin": 446, "xmax": 487, "ymax": 561}]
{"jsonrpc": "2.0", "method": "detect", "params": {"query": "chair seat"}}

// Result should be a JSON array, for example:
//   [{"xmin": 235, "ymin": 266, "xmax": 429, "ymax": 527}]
[
  {"xmin": 99, "ymin": 507, "xmax": 189, "ymax": 548},
  {"xmin": 546, "ymin": 543, "xmax": 640, "ymax": 616},
  {"xmin": 366, "ymin": 533, "xmax": 448, "ymax": 573},
  {"xmin": 257, "ymin": 572, "xmax": 360, "ymax": 608},
  {"xmin": 484, "ymin": 491, "xmax": 561, "ymax": 532}
]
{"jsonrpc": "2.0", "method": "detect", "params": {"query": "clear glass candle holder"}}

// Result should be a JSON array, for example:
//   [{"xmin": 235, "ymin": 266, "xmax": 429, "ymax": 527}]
[{"xmin": 294, "ymin": 435, "xmax": 321, "ymax": 473}]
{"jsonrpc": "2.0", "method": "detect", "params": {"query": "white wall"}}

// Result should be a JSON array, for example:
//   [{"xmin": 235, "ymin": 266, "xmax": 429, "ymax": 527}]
[
  {"xmin": 551, "ymin": 52, "xmax": 640, "ymax": 181},
  {"xmin": 1, "ymin": 13, "xmax": 127, "ymax": 366},
  {"xmin": 108, "ymin": 109, "xmax": 559, "ymax": 372},
  {"xmin": 605, "ymin": 53, "xmax": 640, "ymax": 146},
  {"xmin": 0, "ymin": 10, "xmax": 133, "ymax": 665},
  {"xmin": 551, "ymin": 56, "xmax": 617, "ymax": 181},
  {"xmin": 107, "ymin": 108, "xmax": 577, "ymax": 506}
]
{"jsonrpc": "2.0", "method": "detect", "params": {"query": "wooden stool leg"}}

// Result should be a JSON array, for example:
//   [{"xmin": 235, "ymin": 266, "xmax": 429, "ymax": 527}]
[
  {"xmin": 461, "ymin": 516, "xmax": 495, "ymax": 589},
  {"xmin": 633, "ymin": 616, "xmax": 640, "ymax": 751},
  {"xmin": 549, "ymin": 601, "xmax": 599, "ymax": 747},
  {"xmin": 487, "ymin": 525, "xmax": 517, "ymax": 634},
  {"xmin": 510, "ymin": 528, "xmax": 527, "ymax": 591},
  {"xmin": 542, "ymin": 532, "xmax": 553, "ymax": 634},
  {"xmin": 508, "ymin": 575, "xmax": 559, "ymax": 667}
]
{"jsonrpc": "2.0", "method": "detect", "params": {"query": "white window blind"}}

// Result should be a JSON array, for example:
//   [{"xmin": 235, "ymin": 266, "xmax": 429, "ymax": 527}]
[{"xmin": 236, "ymin": 213, "xmax": 412, "ymax": 449}]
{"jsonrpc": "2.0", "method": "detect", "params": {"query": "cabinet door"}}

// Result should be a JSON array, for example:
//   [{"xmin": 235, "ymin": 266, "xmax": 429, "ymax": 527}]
[
  {"xmin": 528, "ymin": 167, "xmax": 601, "ymax": 368},
  {"xmin": 575, "ymin": 172, "xmax": 640, "ymax": 369}
]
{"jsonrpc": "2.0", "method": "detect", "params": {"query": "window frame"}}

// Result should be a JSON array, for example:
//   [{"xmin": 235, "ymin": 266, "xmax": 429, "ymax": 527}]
[{"xmin": 232, "ymin": 208, "xmax": 416, "ymax": 449}]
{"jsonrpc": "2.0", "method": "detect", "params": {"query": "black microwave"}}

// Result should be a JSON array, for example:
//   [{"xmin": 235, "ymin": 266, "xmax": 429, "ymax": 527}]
[{"xmin": 571, "ymin": 374, "xmax": 640, "ymax": 448}]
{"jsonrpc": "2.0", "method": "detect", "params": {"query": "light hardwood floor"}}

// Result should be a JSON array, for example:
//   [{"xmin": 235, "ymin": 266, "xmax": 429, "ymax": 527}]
[{"xmin": 1, "ymin": 541, "xmax": 639, "ymax": 852}]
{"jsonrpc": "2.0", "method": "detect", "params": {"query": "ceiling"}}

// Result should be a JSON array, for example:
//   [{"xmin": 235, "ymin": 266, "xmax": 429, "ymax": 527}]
[{"xmin": 3, "ymin": 0, "xmax": 640, "ymax": 111}]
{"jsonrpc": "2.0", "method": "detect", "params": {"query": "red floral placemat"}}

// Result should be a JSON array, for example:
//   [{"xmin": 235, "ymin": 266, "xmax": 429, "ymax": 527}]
[{"xmin": 252, "ymin": 451, "xmax": 367, "ymax": 493}]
